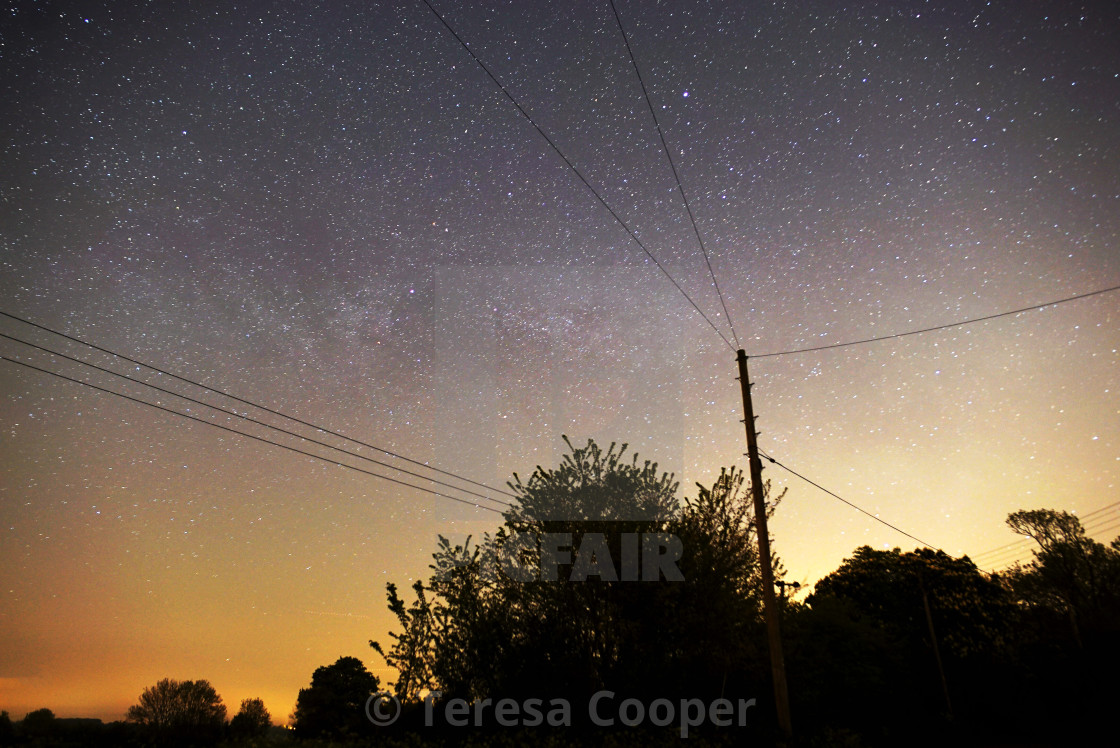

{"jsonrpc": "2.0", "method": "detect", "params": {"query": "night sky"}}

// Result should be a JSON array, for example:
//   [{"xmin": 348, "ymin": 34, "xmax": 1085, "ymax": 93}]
[{"xmin": 2, "ymin": 0, "xmax": 1119, "ymax": 724}]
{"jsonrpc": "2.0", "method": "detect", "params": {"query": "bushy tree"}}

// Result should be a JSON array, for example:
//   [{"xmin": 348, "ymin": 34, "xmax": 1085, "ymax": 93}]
[
  {"xmin": 803, "ymin": 546, "xmax": 1019, "ymax": 741},
  {"xmin": 997, "ymin": 508, "xmax": 1120, "ymax": 745},
  {"xmin": 1004, "ymin": 508, "xmax": 1120, "ymax": 643},
  {"xmin": 374, "ymin": 438, "xmax": 780, "ymax": 718},
  {"xmin": 19, "ymin": 708, "xmax": 55, "ymax": 740},
  {"xmin": 503, "ymin": 436, "xmax": 680, "ymax": 527},
  {"xmin": 126, "ymin": 678, "xmax": 226, "ymax": 743},
  {"xmin": 372, "ymin": 576, "xmax": 441, "ymax": 703},
  {"xmin": 813, "ymin": 546, "xmax": 1015, "ymax": 660},
  {"xmin": 292, "ymin": 656, "xmax": 380, "ymax": 739},
  {"xmin": 229, "ymin": 697, "xmax": 271, "ymax": 739},
  {"xmin": 667, "ymin": 467, "xmax": 784, "ymax": 696}
]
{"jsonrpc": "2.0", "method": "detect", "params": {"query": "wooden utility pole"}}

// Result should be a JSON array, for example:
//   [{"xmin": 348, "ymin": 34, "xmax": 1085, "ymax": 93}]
[
  {"xmin": 919, "ymin": 574, "xmax": 953, "ymax": 719},
  {"xmin": 736, "ymin": 349, "xmax": 792, "ymax": 740}
]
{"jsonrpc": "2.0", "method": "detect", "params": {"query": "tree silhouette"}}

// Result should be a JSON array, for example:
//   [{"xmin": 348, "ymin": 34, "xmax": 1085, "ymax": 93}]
[
  {"xmin": 229, "ymin": 697, "xmax": 271, "ymax": 739},
  {"xmin": 1000, "ymin": 508, "xmax": 1120, "ymax": 744},
  {"xmin": 374, "ymin": 438, "xmax": 780, "ymax": 723},
  {"xmin": 292, "ymin": 656, "xmax": 380, "ymax": 739},
  {"xmin": 374, "ymin": 438, "xmax": 682, "ymax": 704},
  {"xmin": 19, "ymin": 709, "xmax": 55, "ymax": 740},
  {"xmin": 1004, "ymin": 508, "xmax": 1120, "ymax": 643},
  {"xmin": 813, "ymin": 546, "xmax": 1015, "ymax": 660},
  {"xmin": 371, "ymin": 579, "xmax": 437, "ymax": 703},
  {"xmin": 804, "ymin": 546, "xmax": 1018, "ymax": 741},
  {"xmin": 503, "ymin": 436, "xmax": 679, "ymax": 526},
  {"xmin": 126, "ymin": 678, "xmax": 226, "ymax": 743},
  {"xmin": 666, "ymin": 466, "xmax": 784, "ymax": 698}
]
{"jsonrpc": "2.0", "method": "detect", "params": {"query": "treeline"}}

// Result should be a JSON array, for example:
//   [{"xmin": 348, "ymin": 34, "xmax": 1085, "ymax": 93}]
[
  {"xmin": 353, "ymin": 439, "xmax": 1120, "ymax": 746},
  {"xmin": 11, "ymin": 439, "xmax": 1118, "ymax": 747},
  {"xmin": 1, "ymin": 684, "xmax": 273, "ymax": 748}
]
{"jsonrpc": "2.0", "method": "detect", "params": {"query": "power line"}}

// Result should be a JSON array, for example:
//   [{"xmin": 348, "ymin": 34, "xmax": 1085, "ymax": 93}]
[
  {"xmin": 970, "ymin": 539, "xmax": 1035, "ymax": 563},
  {"xmin": 1078, "ymin": 501, "xmax": 1120, "ymax": 517},
  {"xmin": 977, "ymin": 525, "xmax": 1120, "ymax": 570},
  {"xmin": 1080, "ymin": 514, "xmax": 1120, "ymax": 535},
  {"xmin": 1, "ymin": 355, "xmax": 505, "ymax": 516},
  {"xmin": 416, "ymin": 0, "xmax": 736, "ymax": 352},
  {"xmin": 607, "ymin": 0, "xmax": 740, "ymax": 349},
  {"xmin": 970, "ymin": 501, "xmax": 1120, "ymax": 562},
  {"xmin": 981, "ymin": 526, "xmax": 1118, "ymax": 569},
  {"xmin": 752, "ymin": 284, "xmax": 1120, "ymax": 359},
  {"xmin": 974, "ymin": 530, "xmax": 1102, "ymax": 568},
  {"xmin": 979, "ymin": 546, "xmax": 1038, "ymax": 570},
  {"xmin": 610, "ymin": 3, "xmax": 1113, "ymax": 577},
  {"xmin": 757, "ymin": 448, "xmax": 943, "ymax": 551},
  {"xmin": 0, "ymin": 309, "xmax": 518, "ymax": 500},
  {"xmin": 0, "ymin": 330, "xmax": 513, "ymax": 510},
  {"xmin": 973, "ymin": 522, "xmax": 1120, "ymax": 570},
  {"xmin": 1086, "ymin": 518, "xmax": 1120, "ymax": 540}
]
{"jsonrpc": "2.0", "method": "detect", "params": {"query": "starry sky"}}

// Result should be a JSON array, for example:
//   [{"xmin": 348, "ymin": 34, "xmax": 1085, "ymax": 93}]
[{"xmin": 2, "ymin": 0, "xmax": 1119, "ymax": 725}]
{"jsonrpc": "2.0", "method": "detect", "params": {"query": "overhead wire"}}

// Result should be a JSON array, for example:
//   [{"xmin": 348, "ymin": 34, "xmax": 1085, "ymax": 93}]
[
  {"xmin": 617, "ymin": 0, "xmax": 1116, "ymax": 563},
  {"xmin": 979, "ymin": 545, "xmax": 1041, "ymax": 570},
  {"xmin": 973, "ymin": 531, "xmax": 1111, "ymax": 568},
  {"xmin": 970, "ymin": 539, "xmax": 1038, "ymax": 564},
  {"xmin": 752, "ymin": 284, "xmax": 1120, "ymax": 359},
  {"xmin": 0, "ymin": 354, "xmax": 505, "ymax": 516},
  {"xmin": 971, "ymin": 501, "xmax": 1120, "ymax": 557},
  {"xmin": 611, "ymin": 3, "xmax": 1115, "ymax": 571},
  {"xmin": 745, "ymin": 282, "xmax": 1118, "ymax": 558},
  {"xmin": 607, "ymin": 0, "xmax": 740, "ymax": 349},
  {"xmin": 1070, "ymin": 512, "xmax": 1120, "ymax": 536},
  {"xmin": 0, "ymin": 309, "xmax": 518, "ymax": 500},
  {"xmin": 0, "ymin": 330, "xmax": 513, "ymax": 510},
  {"xmin": 417, "ymin": 2, "xmax": 1118, "ymax": 566},
  {"xmin": 757, "ymin": 448, "xmax": 944, "ymax": 552},
  {"xmin": 416, "ymin": 0, "xmax": 736, "ymax": 352},
  {"xmin": 1086, "ymin": 517, "xmax": 1120, "ymax": 539},
  {"xmin": 973, "ymin": 518, "xmax": 1120, "ymax": 566},
  {"xmin": 972, "ymin": 503, "xmax": 1120, "ymax": 566},
  {"xmin": 9, "ymin": 6, "xmax": 1113, "ymax": 552},
  {"xmin": 980, "ymin": 534, "xmax": 1118, "ymax": 569}
]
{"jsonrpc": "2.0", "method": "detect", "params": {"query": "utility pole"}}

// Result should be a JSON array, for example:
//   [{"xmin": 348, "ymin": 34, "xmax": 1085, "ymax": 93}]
[
  {"xmin": 918, "ymin": 574, "xmax": 953, "ymax": 719},
  {"xmin": 736, "ymin": 349, "xmax": 792, "ymax": 741}
]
